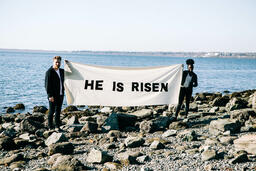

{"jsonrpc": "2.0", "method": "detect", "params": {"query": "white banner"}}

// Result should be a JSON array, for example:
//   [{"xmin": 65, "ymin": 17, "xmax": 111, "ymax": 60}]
[{"xmin": 64, "ymin": 61, "xmax": 183, "ymax": 106}]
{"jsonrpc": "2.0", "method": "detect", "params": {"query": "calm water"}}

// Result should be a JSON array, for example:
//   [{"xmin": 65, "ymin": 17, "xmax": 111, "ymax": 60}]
[{"xmin": 0, "ymin": 50, "xmax": 255, "ymax": 114}]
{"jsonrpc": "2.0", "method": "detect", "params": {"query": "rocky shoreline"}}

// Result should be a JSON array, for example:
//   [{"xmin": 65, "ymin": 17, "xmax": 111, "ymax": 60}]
[{"xmin": 1, "ymin": 89, "xmax": 256, "ymax": 171}]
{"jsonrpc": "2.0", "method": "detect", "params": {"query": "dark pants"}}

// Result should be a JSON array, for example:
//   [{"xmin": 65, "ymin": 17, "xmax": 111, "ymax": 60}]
[
  {"xmin": 175, "ymin": 87, "xmax": 192, "ymax": 117},
  {"xmin": 48, "ymin": 95, "xmax": 64, "ymax": 128}
]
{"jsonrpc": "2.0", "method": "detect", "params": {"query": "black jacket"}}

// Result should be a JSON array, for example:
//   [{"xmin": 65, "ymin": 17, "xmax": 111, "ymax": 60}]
[
  {"xmin": 45, "ymin": 67, "xmax": 64, "ymax": 98},
  {"xmin": 181, "ymin": 70, "xmax": 198, "ymax": 90}
]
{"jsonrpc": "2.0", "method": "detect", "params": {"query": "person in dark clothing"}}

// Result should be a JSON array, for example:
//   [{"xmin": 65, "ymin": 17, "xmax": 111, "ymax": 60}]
[
  {"xmin": 45, "ymin": 56, "xmax": 64, "ymax": 129},
  {"xmin": 175, "ymin": 59, "xmax": 198, "ymax": 119}
]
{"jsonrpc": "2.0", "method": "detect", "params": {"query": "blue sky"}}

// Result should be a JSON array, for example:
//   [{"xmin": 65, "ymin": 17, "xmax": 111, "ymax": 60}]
[{"xmin": 0, "ymin": 0, "xmax": 255, "ymax": 52}]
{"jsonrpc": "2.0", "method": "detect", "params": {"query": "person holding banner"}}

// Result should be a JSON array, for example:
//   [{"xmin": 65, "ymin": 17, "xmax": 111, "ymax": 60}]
[
  {"xmin": 175, "ymin": 59, "xmax": 198, "ymax": 120},
  {"xmin": 45, "ymin": 56, "xmax": 64, "ymax": 130}
]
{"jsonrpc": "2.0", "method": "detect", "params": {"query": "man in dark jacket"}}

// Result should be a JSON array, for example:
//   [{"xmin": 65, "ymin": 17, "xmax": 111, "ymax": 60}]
[
  {"xmin": 45, "ymin": 56, "xmax": 64, "ymax": 129},
  {"xmin": 175, "ymin": 59, "xmax": 198, "ymax": 119}
]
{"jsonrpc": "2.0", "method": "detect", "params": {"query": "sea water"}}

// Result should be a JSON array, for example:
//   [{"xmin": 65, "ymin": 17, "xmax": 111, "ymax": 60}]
[{"xmin": 0, "ymin": 50, "xmax": 255, "ymax": 114}]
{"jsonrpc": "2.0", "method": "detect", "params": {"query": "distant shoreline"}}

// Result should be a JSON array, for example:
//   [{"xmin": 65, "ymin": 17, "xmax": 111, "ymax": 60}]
[{"xmin": 0, "ymin": 48, "xmax": 256, "ymax": 59}]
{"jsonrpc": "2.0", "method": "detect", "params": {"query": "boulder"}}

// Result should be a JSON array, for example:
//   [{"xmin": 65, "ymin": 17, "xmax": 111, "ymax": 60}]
[
  {"xmin": 218, "ymin": 136, "xmax": 237, "ymax": 145},
  {"xmin": 226, "ymin": 97, "xmax": 248, "ymax": 111},
  {"xmin": 1, "ymin": 114, "xmax": 16, "ymax": 122},
  {"xmin": 0, "ymin": 128, "xmax": 17, "ymax": 138},
  {"xmin": 33, "ymin": 106, "xmax": 48, "ymax": 113},
  {"xmin": 107, "ymin": 130, "xmax": 122, "ymax": 138},
  {"xmin": 130, "ymin": 109, "xmax": 152, "ymax": 120},
  {"xmin": 209, "ymin": 107, "xmax": 219, "ymax": 113},
  {"xmin": 48, "ymin": 142, "xmax": 74, "ymax": 155},
  {"xmin": 0, "ymin": 153, "xmax": 23, "ymax": 165},
  {"xmin": 20, "ymin": 118, "xmax": 44, "ymax": 134},
  {"xmin": 45, "ymin": 132, "xmax": 67, "ymax": 146},
  {"xmin": 178, "ymin": 130, "xmax": 198, "ymax": 142},
  {"xmin": 252, "ymin": 92, "xmax": 256, "ymax": 109},
  {"xmin": 86, "ymin": 149, "xmax": 113, "ymax": 164},
  {"xmin": 149, "ymin": 140, "xmax": 165, "ymax": 149},
  {"xmin": 66, "ymin": 115, "xmax": 79, "ymax": 125},
  {"xmin": 80, "ymin": 121, "xmax": 98, "ymax": 133},
  {"xmin": 209, "ymin": 119, "xmax": 241, "ymax": 135},
  {"xmin": 102, "ymin": 113, "xmax": 137, "ymax": 132},
  {"xmin": 96, "ymin": 115, "xmax": 108, "ymax": 127},
  {"xmin": 140, "ymin": 116, "xmax": 172, "ymax": 133},
  {"xmin": 230, "ymin": 109, "xmax": 255, "ymax": 124},
  {"xmin": 139, "ymin": 120, "xmax": 154, "ymax": 133},
  {"xmin": 13, "ymin": 103, "xmax": 25, "ymax": 110},
  {"xmin": 62, "ymin": 105, "xmax": 78, "ymax": 113},
  {"xmin": 117, "ymin": 151, "xmax": 142, "ymax": 165},
  {"xmin": 229, "ymin": 152, "xmax": 249, "ymax": 164},
  {"xmin": 201, "ymin": 149, "xmax": 217, "ymax": 161},
  {"xmin": 234, "ymin": 134, "xmax": 256, "ymax": 155},
  {"xmin": 52, "ymin": 155, "xmax": 87, "ymax": 170},
  {"xmin": 162, "ymin": 129, "xmax": 177, "ymax": 138},
  {"xmin": 124, "ymin": 137, "xmax": 145, "ymax": 148},
  {"xmin": 27, "ymin": 113, "xmax": 45, "ymax": 123},
  {"xmin": 211, "ymin": 96, "xmax": 230, "ymax": 107},
  {"xmin": 0, "ymin": 136, "xmax": 16, "ymax": 150},
  {"xmin": 6, "ymin": 107, "xmax": 15, "ymax": 113},
  {"xmin": 100, "ymin": 107, "xmax": 112, "ymax": 113},
  {"xmin": 104, "ymin": 162, "xmax": 122, "ymax": 170},
  {"xmin": 169, "ymin": 121, "xmax": 188, "ymax": 130}
]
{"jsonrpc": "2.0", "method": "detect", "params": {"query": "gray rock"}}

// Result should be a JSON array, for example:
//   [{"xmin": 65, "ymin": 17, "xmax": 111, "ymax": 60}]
[
  {"xmin": 149, "ymin": 140, "xmax": 165, "ymax": 149},
  {"xmin": 52, "ymin": 155, "xmax": 87, "ymax": 170},
  {"xmin": 48, "ymin": 142, "xmax": 74, "ymax": 155},
  {"xmin": 117, "ymin": 151, "xmax": 142, "ymax": 164},
  {"xmin": 169, "ymin": 121, "xmax": 188, "ymax": 130},
  {"xmin": 162, "ymin": 129, "xmax": 177, "ymax": 138},
  {"xmin": 212, "ymin": 96, "xmax": 230, "ymax": 107},
  {"xmin": 234, "ymin": 134, "xmax": 256, "ymax": 155},
  {"xmin": 130, "ymin": 109, "xmax": 152, "ymax": 120},
  {"xmin": 33, "ymin": 106, "xmax": 48, "ymax": 113},
  {"xmin": 139, "ymin": 120, "xmax": 154, "ymax": 133},
  {"xmin": 80, "ymin": 121, "xmax": 98, "ymax": 133},
  {"xmin": 226, "ymin": 97, "xmax": 248, "ymax": 111},
  {"xmin": 104, "ymin": 162, "xmax": 122, "ymax": 170},
  {"xmin": 178, "ymin": 130, "xmax": 198, "ymax": 141},
  {"xmin": 209, "ymin": 119, "xmax": 241, "ymax": 135},
  {"xmin": 204, "ymin": 137, "xmax": 219, "ymax": 145},
  {"xmin": 1, "ymin": 114, "xmax": 16, "ymax": 122},
  {"xmin": 0, "ymin": 153, "xmax": 23, "ymax": 165},
  {"xmin": 0, "ymin": 136, "xmax": 16, "ymax": 150},
  {"xmin": 20, "ymin": 118, "xmax": 44, "ymax": 134},
  {"xmin": 140, "ymin": 116, "xmax": 172, "ymax": 133},
  {"xmin": 137, "ymin": 155, "xmax": 150, "ymax": 163},
  {"xmin": 66, "ymin": 124, "xmax": 84, "ymax": 132},
  {"xmin": 107, "ymin": 130, "xmax": 122, "ymax": 138},
  {"xmin": 13, "ymin": 103, "xmax": 25, "ymax": 110},
  {"xmin": 96, "ymin": 115, "xmax": 108, "ymax": 127},
  {"xmin": 209, "ymin": 106, "xmax": 219, "ymax": 113},
  {"xmin": 6, "ymin": 107, "xmax": 15, "ymax": 113},
  {"xmin": 102, "ymin": 113, "xmax": 137, "ymax": 132},
  {"xmin": 0, "ymin": 127, "xmax": 17, "ymax": 138},
  {"xmin": 229, "ymin": 152, "xmax": 249, "ymax": 164},
  {"xmin": 45, "ymin": 132, "xmax": 67, "ymax": 146},
  {"xmin": 100, "ymin": 107, "xmax": 112, "ymax": 113},
  {"xmin": 86, "ymin": 148, "xmax": 113, "ymax": 164},
  {"xmin": 252, "ymin": 92, "xmax": 256, "ymax": 109},
  {"xmin": 218, "ymin": 136, "xmax": 237, "ymax": 145},
  {"xmin": 66, "ymin": 116, "xmax": 79, "ymax": 125},
  {"xmin": 62, "ymin": 105, "xmax": 78, "ymax": 112},
  {"xmin": 124, "ymin": 136, "xmax": 145, "ymax": 148},
  {"xmin": 201, "ymin": 149, "xmax": 217, "ymax": 161},
  {"xmin": 230, "ymin": 109, "xmax": 255, "ymax": 124}
]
